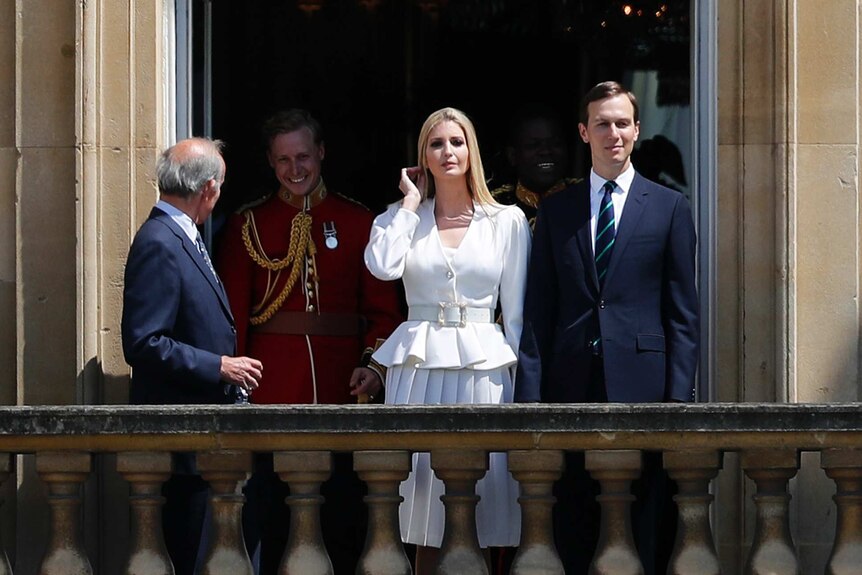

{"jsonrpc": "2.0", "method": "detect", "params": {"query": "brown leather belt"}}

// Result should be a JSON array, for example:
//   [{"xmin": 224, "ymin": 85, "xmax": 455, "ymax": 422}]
[{"xmin": 250, "ymin": 311, "xmax": 365, "ymax": 336}]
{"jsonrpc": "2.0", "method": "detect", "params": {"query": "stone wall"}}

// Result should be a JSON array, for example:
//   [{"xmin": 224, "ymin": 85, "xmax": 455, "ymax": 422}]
[
  {"xmin": 0, "ymin": 2, "xmax": 167, "ymax": 571},
  {"xmin": 715, "ymin": 1, "xmax": 861, "ymax": 572}
]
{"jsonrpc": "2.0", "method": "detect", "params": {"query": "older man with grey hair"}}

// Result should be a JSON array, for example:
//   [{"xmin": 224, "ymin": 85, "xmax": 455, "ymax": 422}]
[{"xmin": 122, "ymin": 137, "xmax": 262, "ymax": 574}]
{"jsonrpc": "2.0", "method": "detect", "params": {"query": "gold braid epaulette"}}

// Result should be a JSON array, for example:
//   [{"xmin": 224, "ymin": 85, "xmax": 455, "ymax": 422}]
[{"xmin": 241, "ymin": 210, "xmax": 316, "ymax": 325}]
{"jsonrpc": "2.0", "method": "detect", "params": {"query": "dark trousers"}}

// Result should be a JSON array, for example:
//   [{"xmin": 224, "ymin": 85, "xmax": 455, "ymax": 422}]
[
  {"xmin": 162, "ymin": 474, "xmax": 210, "ymax": 575},
  {"xmin": 553, "ymin": 356, "xmax": 677, "ymax": 575},
  {"xmin": 243, "ymin": 452, "xmax": 367, "ymax": 575}
]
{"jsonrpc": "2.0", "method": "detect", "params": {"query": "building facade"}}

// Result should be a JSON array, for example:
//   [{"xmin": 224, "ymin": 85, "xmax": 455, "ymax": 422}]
[{"xmin": 0, "ymin": 0, "xmax": 860, "ymax": 572}]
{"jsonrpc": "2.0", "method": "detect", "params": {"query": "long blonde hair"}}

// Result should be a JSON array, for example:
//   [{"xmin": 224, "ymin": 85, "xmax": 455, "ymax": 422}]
[{"xmin": 416, "ymin": 107, "xmax": 499, "ymax": 206}]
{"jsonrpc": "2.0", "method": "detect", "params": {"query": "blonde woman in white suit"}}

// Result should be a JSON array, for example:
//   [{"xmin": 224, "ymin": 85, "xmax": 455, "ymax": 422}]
[{"xmin": 365, "ymin": 107, "xmax": 531, "ymax": 573}]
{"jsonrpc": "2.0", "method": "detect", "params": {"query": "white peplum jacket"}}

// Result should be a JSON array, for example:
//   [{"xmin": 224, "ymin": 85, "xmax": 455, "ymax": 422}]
[{"xmin": 364, "ymin": 199, "xmax": 531, "ymax": 371}]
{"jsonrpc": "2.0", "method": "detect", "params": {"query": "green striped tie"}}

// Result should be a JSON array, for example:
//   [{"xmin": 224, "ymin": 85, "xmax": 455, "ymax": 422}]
[{"xmin": 595, "ymin": 180, "xmax": 616, "ymax": 287}]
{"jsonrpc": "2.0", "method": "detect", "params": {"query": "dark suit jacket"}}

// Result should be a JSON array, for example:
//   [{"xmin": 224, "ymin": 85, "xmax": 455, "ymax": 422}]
[
  {"xmin": 122, "ymin": 207, "xmax": 238, "ymax": 405},
  {"xmin": 515, "ymin": 172, "xmax": 699, "ymax": 403}
]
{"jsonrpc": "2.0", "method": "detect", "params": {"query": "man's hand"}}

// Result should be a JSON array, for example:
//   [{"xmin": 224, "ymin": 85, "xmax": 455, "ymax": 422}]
[
  {"xmin": 349, "ymin": 367, "xmax": 382, "ymax": 401},
  {"xmin": 220, "ymin": 356, "xmax": 263, "ymax": 393}
]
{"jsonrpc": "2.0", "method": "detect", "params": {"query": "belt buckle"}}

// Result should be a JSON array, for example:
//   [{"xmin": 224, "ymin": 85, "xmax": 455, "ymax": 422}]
[{"xmin": 437, "ymin": 302, "xmax": 467, "ymax": 327}]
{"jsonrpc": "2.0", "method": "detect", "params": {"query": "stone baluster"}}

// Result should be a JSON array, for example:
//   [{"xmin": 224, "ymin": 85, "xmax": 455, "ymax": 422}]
[
  {"xmin": 0, "ymin": 454, "xmax": 11, "ymax": 575},
  {"xmin": 354, "ymin": 450, "xmax": 412, "ymax": 575},
  {"xmin": 741, "ymin": 448, "xmax": 800, "ymax": 575},
  {"xmin": 197, "ymin": 450, "xmax": 254, "ymax": 575},
  {"xmin": 275, "ymin": 451, "xmax": 333, "ymax": 575},
  {"xmin": 116, "ymin": 452, "xmax": 173, "ymax": 575},
  {"xmin": 585, "ymin": 449, "xmax": 643, "ymax": 575},
  {"xmin": 431, "ymin": 449, "xmax": 489, "ymax": 575},
  {"xmin": 821, "ymin": 448, "xmax": 862, "ymax": 575},
  {"xmin": 664, "ymin": 450, "xmax": 722, "ymax": 575},
  {"xmin": 36, "ymin": 451, "xmax": 93, "ymax": 575},
  {"xmin": 508, "ymin": 449, "xmax": 565, "ymax": 575}
]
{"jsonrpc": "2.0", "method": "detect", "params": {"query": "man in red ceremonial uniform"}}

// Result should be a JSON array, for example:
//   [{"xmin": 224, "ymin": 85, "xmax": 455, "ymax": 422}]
[
  {"xmin": 217, "ymin": 109, "xmax": 400, "ymax": 404},
  {"xmin": 216, "ymin": 109, "xmax": 401, "ymax": 574}
]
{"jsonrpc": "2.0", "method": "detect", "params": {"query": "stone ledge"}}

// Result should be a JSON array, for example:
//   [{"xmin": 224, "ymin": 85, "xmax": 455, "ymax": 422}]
[
  {"xmin": 0, "ymin": 403, "xmax": 859, "ymax": 434},
  {"xmin": 0, "ymin": 404, "xmax": 856, "ymax": 454}
]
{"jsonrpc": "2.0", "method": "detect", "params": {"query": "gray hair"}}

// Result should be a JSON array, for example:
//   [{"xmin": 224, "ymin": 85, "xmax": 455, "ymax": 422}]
[{"xmin": 156, "ymin": 138, "xmax": 225, "ymax": 199}]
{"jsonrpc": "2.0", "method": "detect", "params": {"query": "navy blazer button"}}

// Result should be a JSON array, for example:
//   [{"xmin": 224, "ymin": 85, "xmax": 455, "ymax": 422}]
[{"xmin": 599, "ymin": 300, "xmax": 606, "ymax": 309}]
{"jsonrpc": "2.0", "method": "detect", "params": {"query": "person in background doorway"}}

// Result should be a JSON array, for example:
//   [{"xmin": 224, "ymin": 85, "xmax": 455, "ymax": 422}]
[{"xmin": 491, "ymin": 103, "xmax": 579, "ymax": 228}]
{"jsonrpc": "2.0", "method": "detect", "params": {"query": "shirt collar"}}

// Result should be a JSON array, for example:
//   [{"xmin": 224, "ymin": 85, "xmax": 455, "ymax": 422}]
[
  {"xmin": 589, "ymin": 164, "xmax": 636, "ymax": 196},
  {"xmin": 278, "ymin": 178, "xmax": 328, "ymax": 210},
  {"xmin": 156, "ymin": 199, "xmax": 199, "ymax": 243}
]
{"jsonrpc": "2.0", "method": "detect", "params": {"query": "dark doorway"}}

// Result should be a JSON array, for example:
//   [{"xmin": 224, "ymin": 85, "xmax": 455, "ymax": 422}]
[{"xmin": 203, "ymin": 0, "xmax": 691, "ymax": 221}]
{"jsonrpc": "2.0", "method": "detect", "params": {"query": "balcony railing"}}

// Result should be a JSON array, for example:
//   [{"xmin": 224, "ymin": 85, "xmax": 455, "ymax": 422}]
[{"xmin": 0, "ymin": 403, "xmax": 859, "ymax": 574}]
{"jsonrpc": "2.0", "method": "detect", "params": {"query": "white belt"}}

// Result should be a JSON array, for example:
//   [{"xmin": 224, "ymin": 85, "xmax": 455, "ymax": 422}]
[{"xmin": 408, "ymin": 303, "xmax": 494, "ymax": 327}]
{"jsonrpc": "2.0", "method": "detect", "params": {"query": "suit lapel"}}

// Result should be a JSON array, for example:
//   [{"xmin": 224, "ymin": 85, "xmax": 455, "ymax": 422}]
[
  {"xmin": 183, "ymin": 236, "xmax": 234, "ymax": 321},
  {"xmin": 603, "ymin": 172, "xmax": 647, "ymax": 289},
  {"xmin": 152, "ymin": 209, "xmax": 235, "ymax": 322},
  {"xmin": 568, "ymin": 181, "xmax": 600, "ymax": 293}
]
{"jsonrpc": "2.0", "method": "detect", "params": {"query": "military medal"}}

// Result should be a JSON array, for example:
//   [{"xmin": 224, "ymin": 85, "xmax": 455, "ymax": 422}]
[{"xmin": 324, "ymin": 221, "xmax": 338, "ymax": 249}]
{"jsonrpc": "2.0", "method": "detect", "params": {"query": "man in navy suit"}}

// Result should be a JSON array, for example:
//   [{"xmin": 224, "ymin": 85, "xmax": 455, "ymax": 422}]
[
  {"xmin": 516, "ymin": 82, "xmax": 699, "ymax": 574},
  {"xmin": 122, "ymin": 137, "xmax": 263, "ymax": 574}
]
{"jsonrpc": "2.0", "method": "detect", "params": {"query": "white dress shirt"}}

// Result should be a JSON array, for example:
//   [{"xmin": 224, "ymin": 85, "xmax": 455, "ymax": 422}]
[
  {"xmin": 155, "ymin": 199, "xmax": 199, "ymax": 243},
  {"xmin": 589, "ymin": 164, "xmax": 635, "ymax": 250}
]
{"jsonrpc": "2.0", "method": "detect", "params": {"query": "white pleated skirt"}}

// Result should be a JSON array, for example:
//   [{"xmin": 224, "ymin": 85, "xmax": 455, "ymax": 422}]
[{"xmin": 385, "ymin": 363, "xmax": 521, "ymax": 548}]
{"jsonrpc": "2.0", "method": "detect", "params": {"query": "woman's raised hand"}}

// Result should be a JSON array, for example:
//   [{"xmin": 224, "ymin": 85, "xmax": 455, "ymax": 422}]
[{"xmin": 399, "ymin": 167, "xmax": 423, "ymax": 212}]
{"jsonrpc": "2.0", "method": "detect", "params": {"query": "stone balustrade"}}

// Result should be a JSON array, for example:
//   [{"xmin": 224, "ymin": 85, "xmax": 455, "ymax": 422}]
[{"xmin": 0, "ymin": 403, "xmax": 859, "ymax": 574}]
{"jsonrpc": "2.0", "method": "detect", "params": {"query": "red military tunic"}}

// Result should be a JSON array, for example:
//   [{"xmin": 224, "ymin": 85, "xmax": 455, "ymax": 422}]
[{"xmin": 216, "ymin": 182, "xmax": 402, "ymax": 404}]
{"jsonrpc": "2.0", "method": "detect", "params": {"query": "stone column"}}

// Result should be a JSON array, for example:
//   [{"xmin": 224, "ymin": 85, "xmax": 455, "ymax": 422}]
[
  {"xmin": 116, "ymin": 452, "xmax": 173, "ymax": 575},
  {"xmin": 790, "ymin": 0, "xmax": 862, "ymax": 568},
  {"xmin": 15, "ymin": 2, "xmax": 81, "ymax": 564},
  {"xmin": 585, "ymin": 449, "xmax": 643, "ymax": 575},
  {"xmin": 664, "ymin": 450, "xmax": 722, "ymax": 575},
  {"xmin": 197, "ymin": 450, "xmax": 254, "ymax": 575},
  {"xmin": 65, "ymin": 27, "xmax": 169, "ymax": 560},
  {"xmin": 36, "ymin": 451, "xmax": 93, "ymax": 575},
  {"xmin": 15, "ymin": 0, "xmax": 77, "ymax": 407},
  {"xmin": 80, "ymin": 0, "xmax": 167, "ymax": 406},
  {"xmin": 508, "ymin": 449, "xmax": 564, "ymax": 575},
  {"xmin": 353, "ymin": 450, "xmax": 412, "ymax": 575},
  {"xmin": 741, "ymin": 448, "xmax": 800, "ymax": 575},
  {"xmin": 0, "ymin": 2, "xmax": 17, "ymax": 567},
  {"xmin": 431, "ymin": 449, "xmax": 489, "ymax": 575},
  {"xmin": 820, "ymin": 449, "xmax": 862, "ymax": 575},
  {"xmin": 275, "ymin": 451, "xmax": 333, "ymax": 575},
  {"xmin": 0, "ymin": 454, "xmax": 11, "ymax": 575},
  {"xmin": 0, "ymin": 0, "xmax": 16, "ymax": 409}
]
